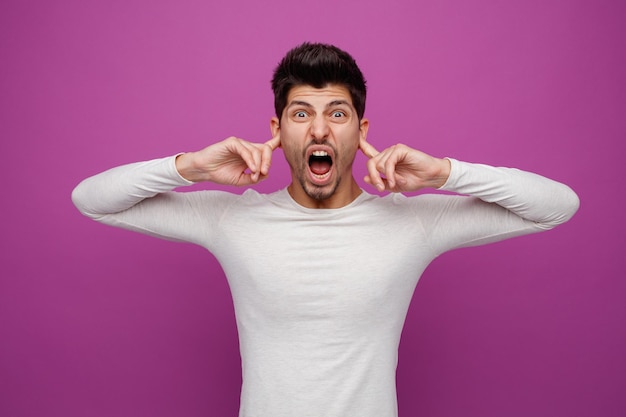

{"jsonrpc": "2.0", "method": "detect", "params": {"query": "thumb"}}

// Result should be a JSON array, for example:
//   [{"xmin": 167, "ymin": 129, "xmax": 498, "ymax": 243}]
[{"xmin": 265, "ymin": 132, "xmax": 281, "ymax": 150}]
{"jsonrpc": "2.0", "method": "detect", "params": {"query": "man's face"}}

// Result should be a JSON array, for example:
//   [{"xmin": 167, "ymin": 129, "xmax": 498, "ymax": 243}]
[{"xmin": 271, "ymin": 84, "xmax": 369, "ymax": 208}]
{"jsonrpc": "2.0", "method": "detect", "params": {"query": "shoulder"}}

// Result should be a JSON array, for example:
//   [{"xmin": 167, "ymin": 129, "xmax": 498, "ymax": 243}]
[
  {"xmin": 358, "ymin": 191, "xmax": 473, "ymax": 220},
  {"xmin": 199, "ymin": 188, "xmax": 292, "ymax": 213},
  {"xmin": 361, "ymin": 190, "xmax": 455, "ymax": 209}
]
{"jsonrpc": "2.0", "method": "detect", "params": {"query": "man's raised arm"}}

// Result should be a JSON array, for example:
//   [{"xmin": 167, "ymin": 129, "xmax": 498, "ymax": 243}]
[
  {"xmin": 359, "ymin": 138, "xmax": 580, "ymax": 231},
  {"xmin": 72, "ymin": 135, "xmax": 281, "ymax": 220}
]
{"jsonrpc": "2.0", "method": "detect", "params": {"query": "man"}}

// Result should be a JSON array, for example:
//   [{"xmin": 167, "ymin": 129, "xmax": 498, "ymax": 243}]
[{"xmin": 72, "ymin": 43, "xmax": 579, "ymax": 417}]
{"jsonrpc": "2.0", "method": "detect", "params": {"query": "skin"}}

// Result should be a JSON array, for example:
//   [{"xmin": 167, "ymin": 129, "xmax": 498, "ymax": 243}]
[
  {"xmin": 270, "ymin": 85, "xmax": 369, "ymax": 208},
  {"xmin": 175, "ymin": 84, "xmax": 451, "ymax": 208}
]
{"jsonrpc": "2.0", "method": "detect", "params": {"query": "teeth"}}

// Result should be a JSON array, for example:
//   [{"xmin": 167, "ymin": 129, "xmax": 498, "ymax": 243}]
[{"xmin": 312, "ymin": 151, "xmax": 328, "ymax": 157}]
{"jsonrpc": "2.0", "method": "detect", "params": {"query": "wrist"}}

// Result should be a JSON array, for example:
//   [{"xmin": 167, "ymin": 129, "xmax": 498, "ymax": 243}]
[
  {"xmin": 433, "ymin": 157, "xmax": 451, "ymax": 189},
  {"xmin": 175, "ymin": 152, "xmax": 202, "ymax": 182}
]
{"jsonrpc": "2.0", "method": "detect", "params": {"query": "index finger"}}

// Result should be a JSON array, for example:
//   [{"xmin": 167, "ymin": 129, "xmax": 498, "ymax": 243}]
[
  {"xmin": 359, "ymin": 137, "xmax": 379, "ymax": 159},
  {"xmin": 257, "ymin": 133, "xmax": 281, "ymax": 177}
]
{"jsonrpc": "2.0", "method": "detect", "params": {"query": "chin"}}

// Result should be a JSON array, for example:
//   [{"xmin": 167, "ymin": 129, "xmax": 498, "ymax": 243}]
[{"xmin": 302, "ymin": 181, "xmax": 339, "ymax": 202}]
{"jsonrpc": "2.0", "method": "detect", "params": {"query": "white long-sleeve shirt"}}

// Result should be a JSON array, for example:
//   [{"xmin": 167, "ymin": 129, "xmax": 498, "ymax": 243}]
[{"xmin": 72, "ymin": 157, "xmax": 579, "ymax": 417}]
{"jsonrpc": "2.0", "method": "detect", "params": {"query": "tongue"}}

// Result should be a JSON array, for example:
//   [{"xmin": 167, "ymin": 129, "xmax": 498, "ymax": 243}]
[{"xmin": 310, "ymin": 160, "xmax": 332, "ymax": 175}]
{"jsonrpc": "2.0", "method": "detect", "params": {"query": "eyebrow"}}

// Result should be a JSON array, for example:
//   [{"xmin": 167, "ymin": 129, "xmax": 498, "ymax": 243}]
[
  {"xmin": 287, "ymin": 100, "xmax": 314, "ymax": 110},
  {"xmin": 286, "ymin": 100, "xmax": 353, "ymax": 110},
  {"xmin": 326, "ymin": 100, "xmax": 352, "ymax": 108}
]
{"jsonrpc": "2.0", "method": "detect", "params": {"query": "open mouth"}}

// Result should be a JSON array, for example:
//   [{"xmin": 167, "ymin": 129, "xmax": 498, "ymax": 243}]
[{"xmin": 308, "ymin": 150, "xmax": 333, "ymax": 177}]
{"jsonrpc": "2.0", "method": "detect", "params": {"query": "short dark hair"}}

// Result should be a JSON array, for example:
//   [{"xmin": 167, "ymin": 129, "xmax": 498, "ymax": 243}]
[{"xmin": 271, "ymin": 43, "xmax": 367, "ymax": 120}]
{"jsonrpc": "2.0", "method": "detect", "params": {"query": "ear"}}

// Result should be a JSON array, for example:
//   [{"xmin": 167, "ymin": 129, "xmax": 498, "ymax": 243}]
[
  {"xmin": 270, "ymin": 117, "xmax": 281, "ymax": 140},
  {"xmin": 359, "ymin": 118, "xmax": 369, "ymax": 141}
]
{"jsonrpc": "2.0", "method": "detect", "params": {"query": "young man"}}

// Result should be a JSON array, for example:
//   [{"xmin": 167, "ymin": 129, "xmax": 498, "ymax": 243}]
[{"xmin": 72, "ymin": 43, "xmax": 579, "ymax": 417}]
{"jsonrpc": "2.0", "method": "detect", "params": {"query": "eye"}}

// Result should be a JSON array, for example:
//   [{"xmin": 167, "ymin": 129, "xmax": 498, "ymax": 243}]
[
  {"xmin": 294, "ymin": 111, "xmax": 307, "ymax": 118},
  {"xmin": 331, "ymin": 111, "xmax": 345, "ymax": 118}
]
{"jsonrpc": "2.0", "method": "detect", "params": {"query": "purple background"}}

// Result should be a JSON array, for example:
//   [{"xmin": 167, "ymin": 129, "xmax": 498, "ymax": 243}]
[{"xmin": 1, "ymin": 0, "xmax": 624, "ymax": 416}]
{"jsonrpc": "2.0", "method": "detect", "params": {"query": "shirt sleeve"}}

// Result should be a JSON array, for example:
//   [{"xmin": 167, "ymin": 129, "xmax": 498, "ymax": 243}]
[
  {"xmin": 71, "ymin": 155, "xmax": 234, "ymax": 246},
  {"xmin": 417, "ymin": 158, "xmax": 580, "ymax": 254}
]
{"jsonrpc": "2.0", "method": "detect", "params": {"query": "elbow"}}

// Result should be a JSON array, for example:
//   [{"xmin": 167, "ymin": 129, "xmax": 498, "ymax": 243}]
[
  {"xmin": 71, "ymin": 182, "xmax": 87, "ymax": 214},
  {"xmin": 71, "ymin": 181, "xmax": 100, "ymax": 220},
  {"xmin": 567, "ymin": 187, "xmax": 581, "ymax": 218},
  {"xmin": 558, "ymin": 185, "xmax": 581, "ymax": 224},
  {"xmin": 536, "ymin": 185, "xmax": 581, "ymax": 231}
]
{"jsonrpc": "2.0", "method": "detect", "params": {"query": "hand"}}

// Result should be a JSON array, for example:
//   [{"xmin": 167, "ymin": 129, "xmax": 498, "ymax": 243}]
[
  {"xmin": 359, "ymin": 138, "xmax": 451, "ymax": 192},
  {"xmin": 176, "ymin": 135, "xmax": 281, "ymax": 185}
]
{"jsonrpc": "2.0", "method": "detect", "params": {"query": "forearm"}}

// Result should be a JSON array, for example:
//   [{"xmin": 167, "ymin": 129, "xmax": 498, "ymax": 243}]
[
  {"xmin": 439, "ymin": 158, "xmax": 580, "ymax": 229},
  {"xmin": 71, "ymin": 155, "xmax": 192, "ymax": 220}
]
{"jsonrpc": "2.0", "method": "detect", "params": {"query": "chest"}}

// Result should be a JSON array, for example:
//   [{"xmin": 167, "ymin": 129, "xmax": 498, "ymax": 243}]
[{"xmin": 211, "ymin": 210, "xmax": 434, "ymax": 327}]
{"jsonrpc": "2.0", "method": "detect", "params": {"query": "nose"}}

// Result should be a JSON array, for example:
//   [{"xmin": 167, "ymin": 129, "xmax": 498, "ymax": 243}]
[{"xmin": 310, "ymin": 114, "xmax": 330, "ymax": 140}]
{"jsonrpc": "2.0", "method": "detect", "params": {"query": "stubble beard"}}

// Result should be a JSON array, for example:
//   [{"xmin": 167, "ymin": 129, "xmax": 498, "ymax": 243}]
[
  {"xmin": 297, "ymin": 170, "xmax": 342, "ymax": 201},
  {"xmin": 287, "ymin": 139, "xmax": 343, "ymax": 202}
]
